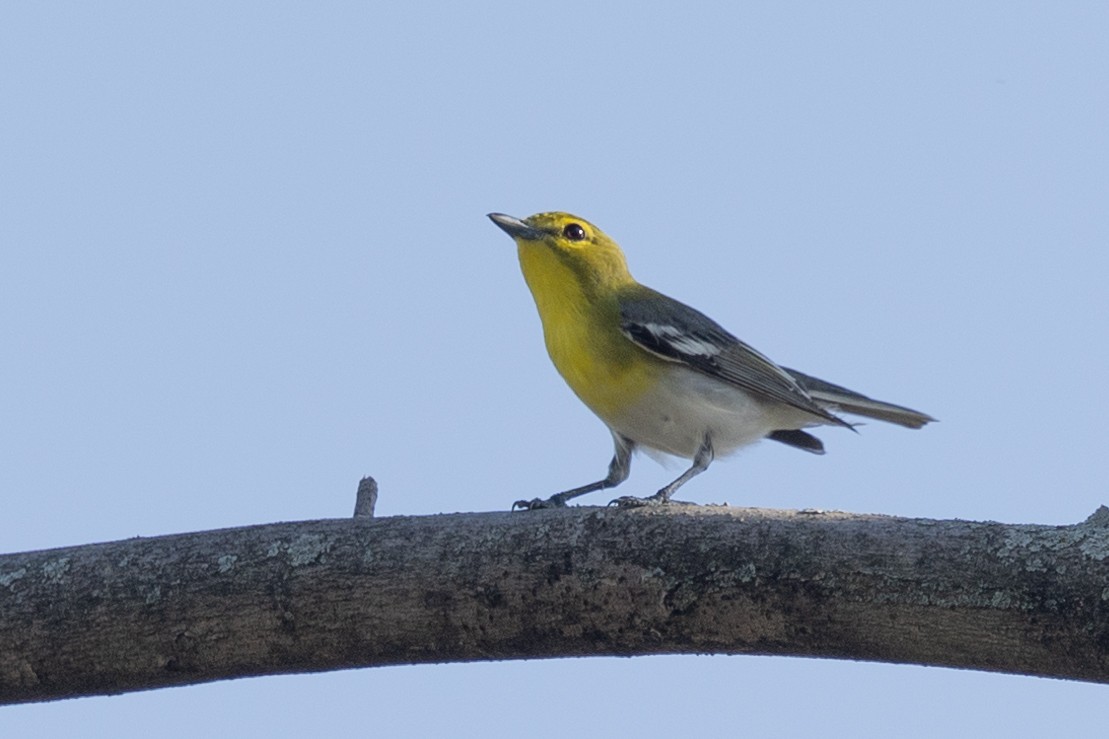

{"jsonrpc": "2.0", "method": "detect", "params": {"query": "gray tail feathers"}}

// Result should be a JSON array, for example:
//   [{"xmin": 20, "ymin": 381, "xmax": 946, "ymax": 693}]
[{"xmin": 783, "ymin": 367, "xmax": 936, "ymax": 430}]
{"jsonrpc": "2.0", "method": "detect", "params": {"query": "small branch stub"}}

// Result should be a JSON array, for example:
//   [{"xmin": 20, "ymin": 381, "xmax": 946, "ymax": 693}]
[{"xmin": 353, "ymin": 476, "xmax": 377, "ymax": 518}]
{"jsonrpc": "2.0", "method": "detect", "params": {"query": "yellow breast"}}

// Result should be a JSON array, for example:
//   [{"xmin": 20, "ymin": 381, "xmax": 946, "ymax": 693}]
[{"xmin": 517, "ymin": 243, "xmax": 656, "ymax": 420}]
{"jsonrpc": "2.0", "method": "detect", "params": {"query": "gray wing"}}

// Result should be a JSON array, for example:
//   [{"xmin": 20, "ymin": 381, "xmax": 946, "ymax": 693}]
[{"xmin": 618, "ymin": 289, "xmax": 851, "ymax": 428}]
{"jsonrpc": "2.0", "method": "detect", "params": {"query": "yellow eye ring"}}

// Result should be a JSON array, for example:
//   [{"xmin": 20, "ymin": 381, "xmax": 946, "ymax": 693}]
[{"xmin": 562, "ymin": 223, "xmax": 586, "ymax": 241}]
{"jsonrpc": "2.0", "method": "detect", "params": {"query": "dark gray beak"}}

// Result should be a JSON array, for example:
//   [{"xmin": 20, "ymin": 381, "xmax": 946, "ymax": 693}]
[{"xmin": 488, "ymin": 213, "xmax": 544, "ymax": 241}]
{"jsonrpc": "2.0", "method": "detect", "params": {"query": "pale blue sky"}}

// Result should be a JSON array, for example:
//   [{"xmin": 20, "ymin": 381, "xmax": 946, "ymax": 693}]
[{"xmin": 2, "ymin": 2, "xmax": 1108, "ymax": 736}]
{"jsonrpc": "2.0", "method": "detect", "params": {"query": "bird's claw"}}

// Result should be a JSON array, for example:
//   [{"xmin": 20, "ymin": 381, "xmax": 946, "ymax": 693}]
[
  {"xmin": 512, "ymin": 496, "xmax": 567, "ymax": 511},
  {"xmin": 608, "ymin": 494, "xmax": 666, "ymax": 508}
]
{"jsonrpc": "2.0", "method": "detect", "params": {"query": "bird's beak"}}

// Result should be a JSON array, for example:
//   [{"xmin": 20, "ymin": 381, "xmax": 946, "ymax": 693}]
[{"xmin": 488, "ymin": 213, "xmax": 544, "ymax": 241}]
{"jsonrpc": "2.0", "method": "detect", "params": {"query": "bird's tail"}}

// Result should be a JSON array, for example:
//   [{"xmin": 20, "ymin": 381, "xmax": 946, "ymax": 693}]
[{"xmin": 783, "ymin": 367, "xmax": 936, "ymax": 429}]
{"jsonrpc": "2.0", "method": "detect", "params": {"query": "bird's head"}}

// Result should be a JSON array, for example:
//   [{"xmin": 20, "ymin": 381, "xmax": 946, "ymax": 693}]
[{"xmin": 487, "ymin": 211, "xmax": 632, "ymax": 289}]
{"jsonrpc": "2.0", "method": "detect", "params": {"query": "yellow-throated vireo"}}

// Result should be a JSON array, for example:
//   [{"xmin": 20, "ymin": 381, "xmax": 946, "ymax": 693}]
[{"xmin": 489, "ymin": 211, "xmax": 934, "ymax": 510}]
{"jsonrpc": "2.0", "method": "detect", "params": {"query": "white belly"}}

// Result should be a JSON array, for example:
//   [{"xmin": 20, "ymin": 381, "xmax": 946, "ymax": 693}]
[{"xmin": 605, "ymin": 366, "xmax": 824, "ymax": 459}]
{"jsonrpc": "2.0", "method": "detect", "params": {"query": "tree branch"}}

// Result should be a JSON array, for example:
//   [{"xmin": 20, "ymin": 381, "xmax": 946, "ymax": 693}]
[{"xmin": 3, "ymin": 500, "xmax": 1109, "ymax": 705}]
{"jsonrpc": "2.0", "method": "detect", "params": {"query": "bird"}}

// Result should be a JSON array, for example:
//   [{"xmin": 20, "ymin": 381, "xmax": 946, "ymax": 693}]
[{"xmin": 488, "ymin": 211, "xmax": 934, "ymax": 510}]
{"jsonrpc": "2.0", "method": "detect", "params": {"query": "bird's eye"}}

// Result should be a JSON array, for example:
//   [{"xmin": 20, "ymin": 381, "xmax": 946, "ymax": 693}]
[{"xmin": 562, "ymin": 223, "xmax": 587, "ymax": 241}]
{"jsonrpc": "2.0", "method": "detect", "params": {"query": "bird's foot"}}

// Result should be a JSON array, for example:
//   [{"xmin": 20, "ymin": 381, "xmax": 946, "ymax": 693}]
[
  {"xmin": 608, "ymin": 491, "xmax": 671, "ymax": 508},
  {"xmin": 608, "ymin": 491, "xmax": 704, "ymax": 508},
  {"xmin": 512, "ymin": 495, "xmax": 569, "ymax": 511}
]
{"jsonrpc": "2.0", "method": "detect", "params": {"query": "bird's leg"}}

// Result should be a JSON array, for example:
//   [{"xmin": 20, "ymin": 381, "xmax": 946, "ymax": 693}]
[
  {"xmin": 513, "ymin": 434, "xmax": 634, "ymax": 510},
  {"xmin": 610, "ymin": 435, "xmax": 714, "ymax": 508}
]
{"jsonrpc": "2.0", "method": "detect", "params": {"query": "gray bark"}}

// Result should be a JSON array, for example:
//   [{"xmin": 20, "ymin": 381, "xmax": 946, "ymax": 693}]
[{"xmin": 2, "ymin": 503, "xmax": 1109, "ymax": 705}]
